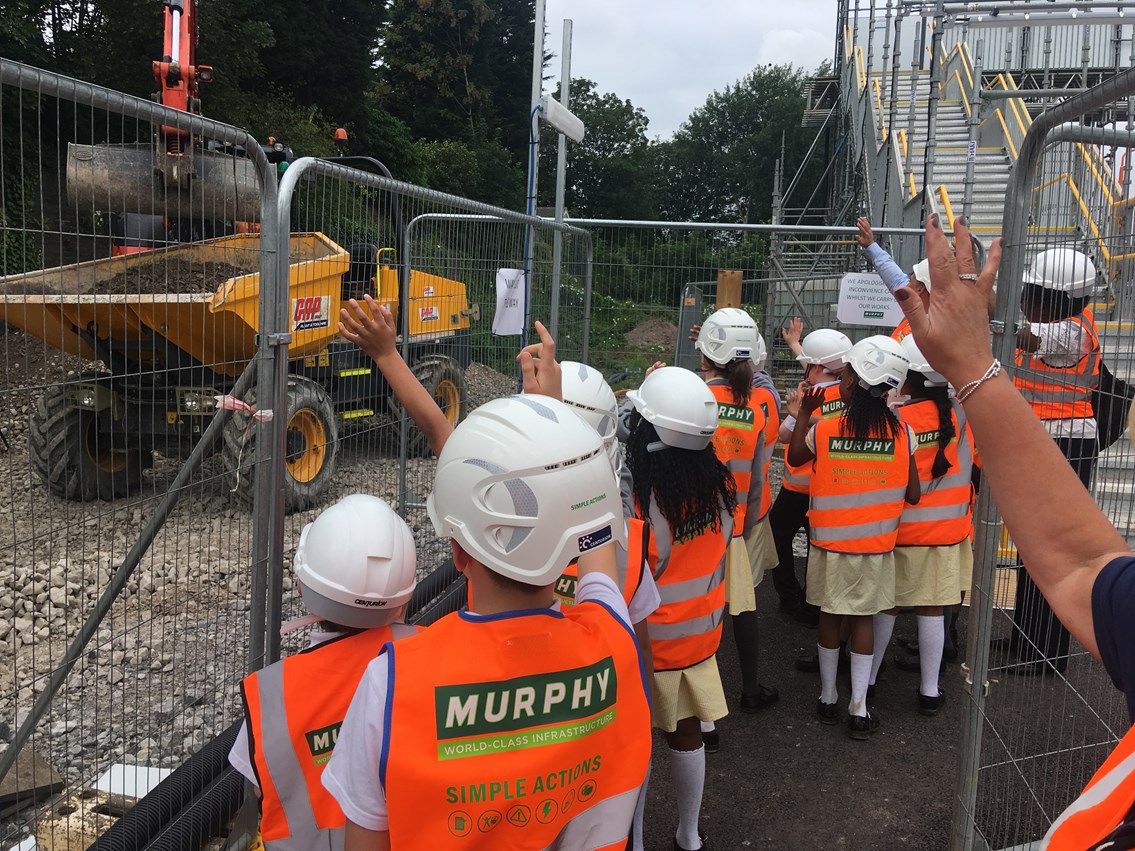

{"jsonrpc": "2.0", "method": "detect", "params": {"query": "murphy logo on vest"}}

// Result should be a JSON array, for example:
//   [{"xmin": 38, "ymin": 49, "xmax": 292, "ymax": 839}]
[
  {"xmin": 717, "ymin": 403, "xmax": 754, "ymax": 430},
  {"xmin": 552, "ymin": 573, "xmax": 578, "ymax": 605},
  {"xmin": 673, "ymin": 512, "xmax": 715, "ymax": 545},
  {"xmin": 915, "ymin": 429, "xmax": 956, "ymax": 448},
  {"xmin": 434, "ymin": 658, "xmax": 617, "ymax": 761},
  {"xmin": 828, "ymin": 437, "xmax": 896, "ymax": 459},
  {"xmin": 821, "ymin": 399, "xmax": 843, "ymax": 417},
  {"xmin": 305, "ymin": 721, "xmax": 342, "ymax": 766}
]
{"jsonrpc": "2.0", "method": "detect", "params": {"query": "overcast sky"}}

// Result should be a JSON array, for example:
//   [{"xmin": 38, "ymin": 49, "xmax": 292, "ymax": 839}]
[{"xmin": 543, "ymin": 1, "xmax": 840, "ymax": 139}]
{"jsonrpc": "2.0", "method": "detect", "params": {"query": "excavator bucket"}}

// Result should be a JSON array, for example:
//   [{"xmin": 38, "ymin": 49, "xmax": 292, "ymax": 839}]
[{"xmin": 66, "ymin": 142, "xmax": 262, "ymax": 221}]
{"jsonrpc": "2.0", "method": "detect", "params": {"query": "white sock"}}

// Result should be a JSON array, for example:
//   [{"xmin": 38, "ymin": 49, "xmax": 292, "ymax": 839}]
[
  {"xmin": 669, "ymin": 746, "xmax": 705, "ymax": 850},
  {"xmin": 632, "ymin": 758, "xmax": 651, "ymax": 851},
  {"xmin": 849, "ymin": 651, "xmax": 873, "ymax": 717},
  {"xmin": 918, "ymin": 614, "xmax": 946, "ymax": 698},
  {"xmin": 870, "ymin": 612, "xmax": 897, "ymax": 685},
  {"xmin": 699, "ymin": 720, "xmax": 715, "ymax": 733},
  {"xmin": 818, "ymin": 644, "xmax": 840, "ymax": 704}
]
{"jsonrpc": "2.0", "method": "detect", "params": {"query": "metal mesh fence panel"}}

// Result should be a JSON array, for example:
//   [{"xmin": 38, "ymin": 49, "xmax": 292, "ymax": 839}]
[
  {"xmin": 952, "ymin": 75, "xmax": 1135, "ymax": 850},
  {"xmin": 0, "ymin": 60, "xmax": 278, "ymax": 846},
  {"xmin": 270, "ymin": 162, "xmax": 591, "ymax": 664}
]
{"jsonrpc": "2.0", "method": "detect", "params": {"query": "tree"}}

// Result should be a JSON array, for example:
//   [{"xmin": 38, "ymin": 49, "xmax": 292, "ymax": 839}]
[
  {"xmin": 536, "ymin": 79, "xmax": 656, "ymax": 220},
  {"xmin": 657, "ymin": 64, "xmax": 819, "ymax": 224}
]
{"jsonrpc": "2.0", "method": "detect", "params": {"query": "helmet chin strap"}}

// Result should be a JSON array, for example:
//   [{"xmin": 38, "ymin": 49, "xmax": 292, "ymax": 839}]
[
  {"xmin": 280, "ymin": 614, "xmax": 323, "ymax": 636},
  {"xmin": 646, "ymin": 440, "xmax": 669, "ymax": 453}
]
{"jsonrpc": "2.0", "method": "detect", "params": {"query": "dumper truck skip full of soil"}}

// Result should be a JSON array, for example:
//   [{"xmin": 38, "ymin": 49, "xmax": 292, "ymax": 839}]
[{"xmin": 0, "ymin": 233, "xmax": 475, "ymax": 512}]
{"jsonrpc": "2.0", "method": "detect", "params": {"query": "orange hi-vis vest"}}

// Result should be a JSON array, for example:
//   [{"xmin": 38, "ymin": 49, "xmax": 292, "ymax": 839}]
[
  {"xmin": 554, "ymin": 518, "xmax": 650, "ymax": 610},
  {"xmin": 891, "ymin": 318, "xmax": 913, "ymax": 342},
  {"xmin": 241, "ymin": 623, "xmax": 419, "ymax": 851},
  {"xmin": 782, "ymin": 383, "xmax": 845, "ymax": 494},
  {"xmin": 808, "ymin": 416, "xmax": 912, "ymax": 555},
  {"xmin": 896, "ymin": 399, "xmax": 976, "ymax": 547},
  {"xmin": 381, "ymin": 604, "xmax": 652, "ymax": 850},
  {"xmin": 750, "ymin": 382, "xmax": 781, "ymax": 526},
  {"xmin": 707, "ymin": 381, "xmax": 765, "ymax": 537},
  {"xmin": 1043, "ymin": 724, "xmax": 1135, "ymax": 849},
  {"xmin": 1012, "ymin": 309, "xmax": 1101, "ymax": 420},
  {"xmin": 642, "ymin": 498, "xmax": 730, "ymax": 671}
]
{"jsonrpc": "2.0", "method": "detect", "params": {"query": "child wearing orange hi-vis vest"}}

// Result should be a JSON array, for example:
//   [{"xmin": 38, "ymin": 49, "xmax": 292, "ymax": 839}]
[
  {"xmin": 624, "ymin": 366, "xmax": 736, "ymax": 851},
  {"xmin": 868, "ymin": 335, "xmax": 979, "ymax": 716},
  {"xmin": 326, "ymin": 306, "xmax": 652, "ymax": 850},
  {"xmin": 769, "ymin": 324, "xmax": 853, "ymax": 628},
  {"xmin": 695, "ymin": 308, "xmax": 779, "ymax": 717},
  {"xmin": 229, "ymin": 494, "xmax": 419, "ymax": 851},
  {"xmin": 788, "ymin": 335, "xmax": 921, "ymax": 740}
]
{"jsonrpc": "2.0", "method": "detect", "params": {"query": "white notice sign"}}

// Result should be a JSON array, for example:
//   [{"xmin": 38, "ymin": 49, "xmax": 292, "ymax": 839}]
[
  {"xmin": 836, "ymin": 272, "xmax": 905, "ymax": 327},
  {"xmin": 493, "ymin": 268, "xmax": 525, "ymax": 336}
]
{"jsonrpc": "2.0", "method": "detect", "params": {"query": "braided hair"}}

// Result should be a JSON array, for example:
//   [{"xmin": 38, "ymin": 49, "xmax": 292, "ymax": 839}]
[
  {"xmin": 840, "ymin": 375, "xmax": 903, "ymax": 441},
  {"xmin": 906, "ymin": 371, "xmax": 956, "ymax": 479},
  {"xmin": 624, "ymin": 414, "xmax": 736, "ymax": 531}
]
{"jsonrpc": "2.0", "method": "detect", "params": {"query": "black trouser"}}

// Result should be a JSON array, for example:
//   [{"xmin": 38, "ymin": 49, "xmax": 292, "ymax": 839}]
[
  {"xmin": 1011, "ymin": 435, "xmax": 1098, "ymax": 669},
  {"xmin": 769, "ymin": 487, "xmax": 811, "ymax": 606}
]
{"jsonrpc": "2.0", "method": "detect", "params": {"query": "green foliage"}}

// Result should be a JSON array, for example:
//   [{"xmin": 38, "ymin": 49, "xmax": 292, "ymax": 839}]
[
  {"xmin": 416, "ymin": 138, "xmax": 524, "ymax": 208},
  {"xmin": 536, "ymin": 79, "xmax": 656, "ymax": 219}
]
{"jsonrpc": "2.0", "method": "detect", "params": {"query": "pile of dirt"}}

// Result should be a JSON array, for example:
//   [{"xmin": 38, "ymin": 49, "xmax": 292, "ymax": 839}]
[
  {"xmin": 92, "ymin": 261, "xmax": 248, "ymax": 296},
  {"xmin": 624, "ymin": 317, "xmax": 679, "ymax": 350}
]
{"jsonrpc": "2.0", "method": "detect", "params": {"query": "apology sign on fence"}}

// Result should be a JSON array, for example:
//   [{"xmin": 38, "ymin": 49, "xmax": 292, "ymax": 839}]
[
  {"xmin": 493, "ymin": 268, "xmax": 525, "ymax": 336},
  {"xmin": 835, "ymin": 272, "xmax": 904, "ymax": 327}
]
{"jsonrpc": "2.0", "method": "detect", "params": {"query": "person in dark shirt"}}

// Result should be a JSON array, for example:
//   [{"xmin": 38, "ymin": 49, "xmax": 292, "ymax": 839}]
[{"xmin": 897, "ymin": 214, "xmax": 1135, "ymax": 850}]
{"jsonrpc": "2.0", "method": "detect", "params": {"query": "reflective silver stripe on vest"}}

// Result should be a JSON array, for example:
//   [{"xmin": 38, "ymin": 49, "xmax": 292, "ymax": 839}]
[
  {"xmin": 254, "ymin": 664, "xmax": 342, "ymax": 851},
  {"xmin": 783, "ymin": 470, "xmax": 810, "ymax": 486},
  {"xmin": 726, "ymin": 458, "xmax": 751, "ymax": 473},
  {"xmin": 657, "ymin": 560, "xmax": 726, "ymax": 607},
  {"xmin": 810, "ymin": 485, "xmax": 909, "ymax": 511},
  {"xmin": 900, "ymin": 503, "xmax": 970, "ymax": 523},
  {"xmin": 647, "ymin": 605, "xmax": 726, "ymax": 641},
  {"xmin": 810, "ymin": 517, "xmax": 901, "ymax": 542},
  {"xmin": 542, "ymin": 786, "xmax": 641, "ymax": 850},
  {"xmin": 1041, "ymin": 743, "xmax": 1135, "ymax": 846},
  {"xmin": 647, "ymin": 500, "xmax": 672, "ymax": 580}
]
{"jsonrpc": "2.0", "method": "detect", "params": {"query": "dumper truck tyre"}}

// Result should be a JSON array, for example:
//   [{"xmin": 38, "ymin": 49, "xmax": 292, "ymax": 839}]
[
  {"xmin": 28, "ymin": 379, "xmax": 151, "ymax": 501},
  {"xmin": 222, "ymin": 377, "xmax": 339, "ymax": 513},
  {"xmin": 389, "ymin": 355, "xmax": 467, "ymax": 458}
]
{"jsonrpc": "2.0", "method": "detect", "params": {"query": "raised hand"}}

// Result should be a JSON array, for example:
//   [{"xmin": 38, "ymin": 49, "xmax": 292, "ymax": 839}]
[
  {"xmin": 517, "ymin": 321, "xmax": 562, "ymax": 400},
  {"xmin": 339, "ymin": 294, "xmax": 397, "ymax": 363}
]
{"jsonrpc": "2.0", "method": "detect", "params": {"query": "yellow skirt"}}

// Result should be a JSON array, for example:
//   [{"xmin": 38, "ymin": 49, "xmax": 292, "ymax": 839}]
[
  {"xmin": 894, "ymin": 542, "xmax": 974, "ymax": 607},
  {"xmin": 724, "ymin": 536, "xmax": 756, "ymax": 613},
  {"xmin": 745, "ymin": 516, "xmax": 778, "ymax": 587},
  {"xmin": 651, "ymin": 655, "xmax": 729, "ymax": 732},
  {"xmin": 806, "ymin": 546, "xmax": 896, "ymax": 616}
]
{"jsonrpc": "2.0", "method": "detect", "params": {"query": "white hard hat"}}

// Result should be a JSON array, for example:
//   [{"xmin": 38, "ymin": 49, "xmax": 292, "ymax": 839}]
[
  {"xmin": 293, "ymin": 494, "xmax": 417, "ymax": 629},
  {"xmin": 797, "ymin": 328, "xmax": 854, "ymax": 370},
  {"xmin": 695, "ymin": 308, "xmax": 758, "ymax": 367},
  {"xmin": 427, "ymin": 396, "xmax": 625, "ymax": 587},
  {"xmin": 844, "ymin": 335, "xmax": 911, "ymax": 393},
  {"xmin": 1023, "ymin": 248, "xmax": 1098, "ymax": 296},
  {"xmin": 561, "ymin": 361, "xmax": 620, "ymax": 475},
  {"xmin": 899, "ymin": 334, "xmax": 948, "ymax": 387},
  {"xmin": 911, "ymin": 258, "xmax": 932, "ymax": 289},
  {"xmin": 625, "ymin": 366, "xmax": 719, "ymax": 451},
  {"xmin": 750, "ymin": 331, "xmax": 769, "ymax": 372}
]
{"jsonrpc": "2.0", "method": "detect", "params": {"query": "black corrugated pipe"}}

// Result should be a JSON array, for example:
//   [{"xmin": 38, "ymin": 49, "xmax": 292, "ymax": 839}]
[
  {"xmin": 404, "ymin": 559, "xmax": 462, "ymax": 622},
  {"xmin": 141, "ymin": 769, "xmax": 245, "ymax": 851},
  {"xmin": 88, "ymin": 721, "xmax": 242, "ymax": 851}
]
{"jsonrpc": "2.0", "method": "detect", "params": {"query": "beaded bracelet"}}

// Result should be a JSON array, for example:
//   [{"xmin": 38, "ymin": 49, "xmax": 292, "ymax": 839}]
[{"xmin": 954, "ymin": 360, "xmax": 1002, "ymax": 403}]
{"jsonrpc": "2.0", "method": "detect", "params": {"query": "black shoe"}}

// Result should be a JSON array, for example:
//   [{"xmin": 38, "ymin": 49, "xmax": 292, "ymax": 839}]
[
  {"xmin": 866, "ymin": 683, "xmax": 876, "ymax": 708},
  {"xmin": 918, "ymin": 690, "xmax": 946, "ymax": 717},
  {"xmin": 787, "ymin": 601, "xmax": 820, "ymax": 627},
  {"xmin": 816, "ymin": 699, "xmax": 839, "ymax": 725},
  {"xmin": 847, "ymin": 711, "xmax": 880, "ymax": 740},
  {"xmin": 894, "ymin": 649, "xmax": 945, "ymax": 674},
  {"xmin": 702, "ymin": 728, "xmax": 719, "ymax": 754},
  {"xmin": 740, "ymin": 684, "xmax": 779, "ymax": 712},
  {"xmin": 796, "ymin": 647, "xmax": 850, "ymax": 674},
  {"xmin": 674, "ymin": 833, "xmax": 707, "ymax": 851}
]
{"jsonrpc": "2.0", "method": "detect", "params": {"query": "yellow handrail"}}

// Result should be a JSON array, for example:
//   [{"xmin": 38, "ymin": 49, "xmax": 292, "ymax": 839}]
[
  {"xmin": 936, "ymin": 184, "xmax": 956, "ymax": 225},
  {"xmin": 993, "ymin": 108, "xmax": 1018, "ymax": 160},
  {"xmin": 855, "ymin": 46, "xmax": 867, "ymax": 92},
  {"xmin": 909, "ymin": 171, "xmax": 918, "ymax": 199},
  {"xmin": 873, "ymin": 78, "xmax": 888, "ymax": 140},
  {"xmin": 898, "ymin": 128, "xmax": 908, "ymax": 160}
]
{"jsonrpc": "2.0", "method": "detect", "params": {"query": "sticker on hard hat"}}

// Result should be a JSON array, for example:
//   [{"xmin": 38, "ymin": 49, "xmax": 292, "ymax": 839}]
[
  {"xmin": 736, "ymin": 348, "xmax": 751, "ymax": 358},
  {"xmin": 578, "ymin": 525, "xmax": 613, "ymax": 553},
  {"xmin": 292, "ymin": 296, "xmax": 330, "ymax": 331},
  {"xmin": 353, "ymin": 598, "xmax": 388, "ymax": 607}
]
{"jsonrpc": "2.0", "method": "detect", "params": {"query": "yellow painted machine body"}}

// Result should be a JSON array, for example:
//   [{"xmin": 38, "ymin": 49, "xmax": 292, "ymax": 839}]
[{"xmin": 0, "ymin": 234, "xmax": 474, "ymax": 376}]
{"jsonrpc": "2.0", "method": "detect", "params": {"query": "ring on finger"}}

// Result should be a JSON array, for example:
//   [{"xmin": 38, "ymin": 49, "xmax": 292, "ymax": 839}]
[{"xmin": 958, "ymin": 273, "xmax": 979, "ymax": 281}]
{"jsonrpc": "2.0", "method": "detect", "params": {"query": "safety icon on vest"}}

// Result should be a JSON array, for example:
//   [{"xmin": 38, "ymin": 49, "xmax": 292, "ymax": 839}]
[
  {"xmin": 506, "ymin": 803, "xmax": 531, "ymax": 827},
  {"xmin": 535, "ymin": 799, "xmax": 558, "ymax": 824},
  {"xmin": 448, "ymin": 810, "xmax": 472, "ymax": 837}
]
